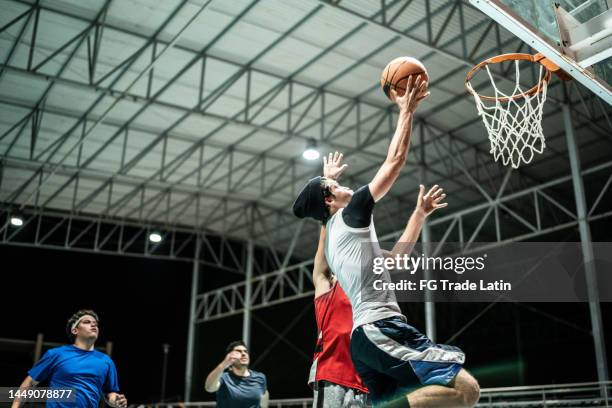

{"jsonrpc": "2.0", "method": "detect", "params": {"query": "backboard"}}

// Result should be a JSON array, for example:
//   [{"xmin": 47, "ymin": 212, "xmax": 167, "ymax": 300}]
[{"xmin": 469, "ymin": 0, "xmax": 612, "ymax": 105}]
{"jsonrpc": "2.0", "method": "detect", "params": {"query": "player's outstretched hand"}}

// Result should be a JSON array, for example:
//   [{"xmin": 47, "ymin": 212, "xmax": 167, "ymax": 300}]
[
  {"xmin": 390, "ymin": 75, "xmax": 429, "ymax": 114},
  {"xmin": 323, "ymin": 151, "xmax": 348, "ymax": 180},
  {"xmin": 416, "ymin": 184, "xmax": 447, "ymax": 217}
]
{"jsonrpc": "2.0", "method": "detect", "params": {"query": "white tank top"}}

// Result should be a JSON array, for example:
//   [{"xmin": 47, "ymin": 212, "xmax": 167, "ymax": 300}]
[{"xmin": 324, "ymin": 208, "xmax": 403, "ymax": 330}]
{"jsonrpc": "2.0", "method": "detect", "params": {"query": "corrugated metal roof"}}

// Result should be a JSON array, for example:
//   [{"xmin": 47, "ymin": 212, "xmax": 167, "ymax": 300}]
[{"xmin": 0, "ymin": 0, "xmax": 610, "ymax": 257}]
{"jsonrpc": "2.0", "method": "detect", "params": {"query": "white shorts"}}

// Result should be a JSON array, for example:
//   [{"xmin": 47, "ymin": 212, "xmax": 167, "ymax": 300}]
[{"xmin": 313, "ymin": 381, "xmax": 370, "ymax": 408}]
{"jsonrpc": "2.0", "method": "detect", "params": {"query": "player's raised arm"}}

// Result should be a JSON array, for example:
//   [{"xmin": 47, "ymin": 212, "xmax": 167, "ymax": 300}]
[
  {"xmin": 369, "ymin": 76, "xmax": 428, "ymax": 203},
  {"xmin": 205, "ymin": 351, "xmax": 239, "ymax": 393},
  {"xmin": 385, "ymin": 184, "xmax": 447, "ymax": 259},
  {"xmin": 311, "ymin": 152, "xmax": 345, "ymax": 295}
]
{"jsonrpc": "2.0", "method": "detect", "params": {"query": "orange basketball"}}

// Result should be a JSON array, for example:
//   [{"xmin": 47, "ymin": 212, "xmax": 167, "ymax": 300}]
[{"xmin": 380, "ymin": 57, "xmax": 429, "ymax": 100}]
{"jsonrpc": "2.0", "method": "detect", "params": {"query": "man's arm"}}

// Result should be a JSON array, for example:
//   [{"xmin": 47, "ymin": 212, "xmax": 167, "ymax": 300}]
[
  {"xmin": 313, "ymin": 226, "xmax": 334, "ymax": 297},
  {"xmin": 311, "ymin": 151, "xmax": 345, "ymax": 295},
  {"xmin": 204, "ymin": 363, "xmax": 226, "ymax": 393},
  {"xmin": 369, "ymin": 77, "xmax": 428, "ymax": 202},
  {"xmin": 204, "ymin": 351, "xmax": 239, "ymax": 393},
  {"xmin": 261, "ymin": 390, "xmax": 270, "ymax": 408},
  {"xmin": 384, "ymin": 184, "xmax": 447, "ymax": 258},
  {"xmin": 10, "ymin": 376, "xmax": 38, "ymax": 408}
]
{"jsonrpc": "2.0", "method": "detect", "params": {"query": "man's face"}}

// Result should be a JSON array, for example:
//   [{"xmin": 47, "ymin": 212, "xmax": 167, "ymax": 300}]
[
  {"xmin": 323, "ymin": 179, "xmax": 354, "ymax": 209},
  {"xmin": 232, "ymin": 345, "xmax": 250, "ymax": 368},
  {"xmin": 72, "ymin": 315, "xmax": 99, "ymax": 342}
]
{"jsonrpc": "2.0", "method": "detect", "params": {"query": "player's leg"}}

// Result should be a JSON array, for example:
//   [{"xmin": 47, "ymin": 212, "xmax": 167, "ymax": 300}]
[
  {"xmin": 313, "ymin": 381, "xmax": 350, "ymax": 408},
  {"xmin": 405, "ymin": 369, "xmax": 480, "ymax": 408},
  {"xmin": 341, "ymin": 387, "xmax": 371, "ymax": 408},
  {"xmin": 351, "ymin": 325, "xmax": 401, "ymax": 406},
  {"xmin": 352, "ymin": 316, "xmax": 478, "ymax": 407}
]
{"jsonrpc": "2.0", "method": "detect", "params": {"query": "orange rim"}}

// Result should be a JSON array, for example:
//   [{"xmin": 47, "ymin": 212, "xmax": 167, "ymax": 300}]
[{"xmin": 465, "ymin": 53, "xmax": 558, "ymax": 102}]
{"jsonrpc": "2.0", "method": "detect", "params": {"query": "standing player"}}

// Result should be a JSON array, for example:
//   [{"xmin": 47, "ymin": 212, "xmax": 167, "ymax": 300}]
[
  {"xmin": 12, "ymin": 310, "xmax": 127, "ymax": 408},
  {"xmin": 293, "ymin": 77, "xmax": 480, "ymax": 407},
  {"xmin": 205, "ymin": 340, "xmax": 269, "ymax": 408}
]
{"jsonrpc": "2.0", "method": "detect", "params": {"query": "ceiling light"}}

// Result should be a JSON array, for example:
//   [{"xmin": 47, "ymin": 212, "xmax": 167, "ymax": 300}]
[
  {"xmin": 303, "ymin": 139, "xmax": 320, "ymax": 161},
  {"xmin": 10, "ymin": 216, "xmax": 23, "ymax": 227},
  {"xmin": 149, "ymin": 232, "xmax": 162, "ymax": 243}
]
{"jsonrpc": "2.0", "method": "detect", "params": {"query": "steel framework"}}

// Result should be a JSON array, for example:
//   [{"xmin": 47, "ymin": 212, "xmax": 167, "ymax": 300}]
[{"xmin": 1, "ymin": 0, "xmax": 609, "ymax": 251}]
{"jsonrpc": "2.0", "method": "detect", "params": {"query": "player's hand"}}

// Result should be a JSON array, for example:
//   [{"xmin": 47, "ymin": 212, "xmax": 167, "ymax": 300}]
[
  {"xmin": 323, "ymin": 151, "xmax": 348, "ymax": 180},
  {"xmin": 390, "ymin": 75, "xmax": 429, "ymax": 114},
  {"xmin": 109, "ymin": 393, "xmax": 127, "ymax": 408},
  {"xmin": 222, "ymin": 350, "xmax": 241, "ymax": 368},
  {"xmin": 415, "ymin": 184, "xmax": 447, "ymax": 217}
]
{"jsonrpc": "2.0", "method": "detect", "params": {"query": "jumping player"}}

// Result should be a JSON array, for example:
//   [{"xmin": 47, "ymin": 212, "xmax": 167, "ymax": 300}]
[{"xmin": 293, "ymin": 77, "xmax": 480, "ymax": 407}]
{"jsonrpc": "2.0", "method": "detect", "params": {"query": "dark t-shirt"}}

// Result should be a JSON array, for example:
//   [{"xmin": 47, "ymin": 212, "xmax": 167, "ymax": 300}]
[
  {"xmin": 342, "ymin": 185, "xmax": 375, "ymax": 228},
  {"xmin": 216, "ymin": 370, "xmax": 267, "ymax": 408}
]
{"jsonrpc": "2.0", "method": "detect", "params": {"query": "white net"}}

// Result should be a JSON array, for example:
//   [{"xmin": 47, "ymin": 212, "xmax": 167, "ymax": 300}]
[{"xmin": 467, "ymin": 61, "xmax": 549, "ymax": 169}]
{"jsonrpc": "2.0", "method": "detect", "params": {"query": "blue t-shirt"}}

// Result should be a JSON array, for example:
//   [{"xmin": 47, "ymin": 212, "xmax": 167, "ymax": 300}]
[
  {"xmin": 216, "ymin": 370, "xmax": 267, "ymax": 408},
  {"xmin": 28, "ymin": 345, "xmax": 119, "ymax": 408}
]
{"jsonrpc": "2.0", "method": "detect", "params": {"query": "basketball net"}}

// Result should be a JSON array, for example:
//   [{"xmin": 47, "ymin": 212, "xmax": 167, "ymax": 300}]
[{"xmin": 465, "ymin": 53, "xmax": 564, "ymax": 169}]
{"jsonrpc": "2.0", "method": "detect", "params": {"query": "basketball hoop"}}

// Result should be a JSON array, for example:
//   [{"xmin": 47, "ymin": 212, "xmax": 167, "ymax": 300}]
[{"xmin": 465, "ymin": 53, "xmax": 568, "ymax": 169}]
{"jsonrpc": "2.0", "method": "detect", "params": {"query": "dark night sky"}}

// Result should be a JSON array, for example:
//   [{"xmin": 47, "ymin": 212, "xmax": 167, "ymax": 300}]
[{"xmin": 1, "ymin": 226, "xmax": 612, "ymax": 404}]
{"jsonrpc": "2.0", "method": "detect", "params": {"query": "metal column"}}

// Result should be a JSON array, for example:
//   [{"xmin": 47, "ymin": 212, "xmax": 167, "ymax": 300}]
[
  {"xmin": 422, "ymin": 219, "xmax": 436, "ymax": 342},
  {"xmin": 34, "ymin": 333, "xmax": 43, "ymax": 363},
  {"xmin": 420, "ymin": 155, "xmax": 436, "ymax": 342},
  {"xmin": 161, "ymin": 344, "xmax": 170, "ymax": 402},
  {"xmin": 563, "ymin": 103, "xmax": 609, "ymax": 383},
  {"xmin": 242, "ymin": 239, "xmax": 254, "ymax": 346},
  {"xmin": 184, "ymin": 234, "xmax": 201, "ymax": 402}
]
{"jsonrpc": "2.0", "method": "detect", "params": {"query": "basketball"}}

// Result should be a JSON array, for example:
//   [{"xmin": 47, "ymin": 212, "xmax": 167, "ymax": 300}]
[{"xmin": 380, "ymin": 57, "xmax": 429, "ymax": 100}]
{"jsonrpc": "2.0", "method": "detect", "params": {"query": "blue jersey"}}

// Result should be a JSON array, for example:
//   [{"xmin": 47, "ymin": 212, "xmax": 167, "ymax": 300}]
[
  {"xmin": 28, "ymin": 345, "xmax": 119, "ymax": 408},
  {"xmin": 216, "ymin": 370, "xmax": 267, "ymax": 408}
]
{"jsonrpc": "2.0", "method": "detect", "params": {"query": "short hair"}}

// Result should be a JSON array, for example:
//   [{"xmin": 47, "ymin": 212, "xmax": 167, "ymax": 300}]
[
  {"xmin": 225, "ymin": 340, "xmax": 247, "ymax": 355},
  {"xmin": 66, "ymin": 309, "xmax": 99, "ymax": 341}
]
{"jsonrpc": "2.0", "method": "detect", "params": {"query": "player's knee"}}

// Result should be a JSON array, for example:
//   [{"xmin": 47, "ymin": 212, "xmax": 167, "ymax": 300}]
[{"xmin": 459, "ymin": 376, "xmax": 480, "ymax": 407}]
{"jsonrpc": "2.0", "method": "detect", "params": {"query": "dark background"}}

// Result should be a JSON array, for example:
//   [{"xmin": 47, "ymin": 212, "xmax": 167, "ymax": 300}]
[{"xmin": 1, "ymin": 230, "xmax": 612, "ymax": 404}]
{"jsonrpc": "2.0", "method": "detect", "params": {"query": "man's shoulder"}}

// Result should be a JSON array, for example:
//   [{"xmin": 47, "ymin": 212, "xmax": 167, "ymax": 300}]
[
  {"xmin": 352, "ymin": 184, "xmax": 371, "ymax": 198},
  {"xmin": 91, "ymin": 349, "xmax": 114, "ymax": 362},
  {"xmin": 48, "ymin": 345, "xmax": 72, "ymax": 355},
  {"xmin": 356, "ymin": 184, "xmax": 371, "ymax": 193},
  {"xmin": 345, "ymin": 185, "xmax": 373, "ymax": 210},
  {"xmin": 38, "ymin": 345, "xmax": 76, "ymax": 362},
  {"xmin": 219, "ymin": 370, "xmax": 234, "ymax": 384},
  {"xmin": 248, "ymin": 370, "xmax": 266, "ymax": 381}
]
